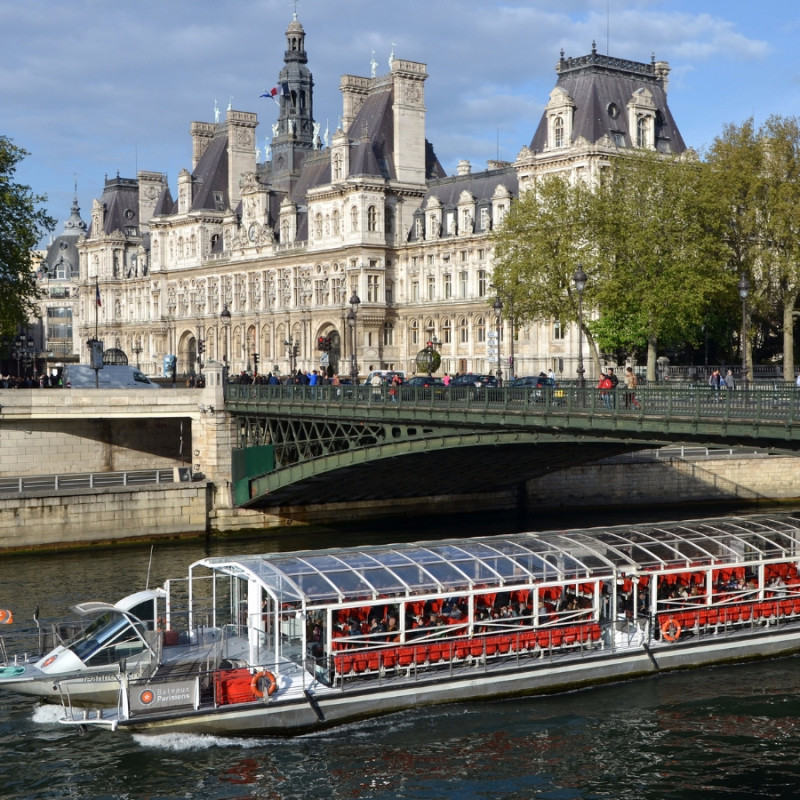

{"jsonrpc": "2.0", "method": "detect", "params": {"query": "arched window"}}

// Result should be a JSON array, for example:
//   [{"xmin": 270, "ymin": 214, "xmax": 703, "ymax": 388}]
[
  {"xmin": 637, "ymin": 116, "xmax": 649, "ymax": 148},
  {"xmin": 476, "ymin": 316, "xmax": 486, "ymax": 343},
  {"xmin": 459, "ymin": 317, "xmax": 469, "ymax": 343},
  {"xmin": 410, "ymin": 319, "xmax": 419, "ymax": 346},
  {"xmin": 554, "ymin": 116, "xmax": 564, "ymax": 148},
  {"xmin": 442, "ymin": 319, "xmax": 452, "ymax": 344},
  {"xmin": 333, "ymin": 152, "xmax": 343, "ymax": 181},
  {"xmin": 383, "ymin": 323, "xmax": 394, "ymax": 346},
  {"xmin": 367, "ymin": 205, "xmax": 377, "ymax": 232}
]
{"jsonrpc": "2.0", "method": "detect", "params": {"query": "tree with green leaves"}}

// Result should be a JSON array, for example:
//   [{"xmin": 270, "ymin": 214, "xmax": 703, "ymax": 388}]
[
  {"xmin": 491, "ymin": 173, "xmax": 601, "ymax": 372},
  {"xmin": 0, "ymin": 136, "xmax": 54, "ymax": 336},
  {"xmin": 705, "ymin": 115, "xmax": 800, "ymax": 380},
  {"xmin": 590, "ymin": 151, "xmax": 728, "ymax": 380}
]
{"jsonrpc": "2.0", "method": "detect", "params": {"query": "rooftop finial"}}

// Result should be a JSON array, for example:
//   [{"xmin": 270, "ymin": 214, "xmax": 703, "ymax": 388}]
[{"xmin": 370, "ymin": 50, "xmax": 378, "ymax": 78}]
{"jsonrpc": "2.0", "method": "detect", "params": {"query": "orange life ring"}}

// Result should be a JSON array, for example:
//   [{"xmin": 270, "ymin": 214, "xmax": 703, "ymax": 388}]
[
  {"xmin": 0, "ymin": 609, "xmax": 13, "ymax": 625},
  {"xmin": 250, "ymin": 670, "xmax": 277, "ymax": 698},
  {"xmin": 661, "ymin": 617, "xmax": 681, "ymax": 642}
]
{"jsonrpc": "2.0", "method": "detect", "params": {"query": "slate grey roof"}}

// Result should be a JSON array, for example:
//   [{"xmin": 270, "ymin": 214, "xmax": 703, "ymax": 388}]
[
  {"xmin": 422, "ymin": 166, "xmax": 518, "ymax": 207},
  {"xmin": 91, "ymin": 176, "xmax": 140, "ymax": 236},
  {"xmin": 42, "ymin": 196, "xmax": 87, "ymax": 279},
  {"xmin": 346, "ymin": 88, "xmax": 395, "ymax": 180},
  {"xmin": 189, "ymin": 133, "xmax": 229, "ymax": 212},
  {"xmin": 530, "ymin": 50, "xmax": 686, "ymax": 155}
]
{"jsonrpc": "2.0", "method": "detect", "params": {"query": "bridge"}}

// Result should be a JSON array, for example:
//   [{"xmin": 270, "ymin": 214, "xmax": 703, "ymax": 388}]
[{"xmin": 224, "ymin": 381, "xmax": 800, "ymax": 508}]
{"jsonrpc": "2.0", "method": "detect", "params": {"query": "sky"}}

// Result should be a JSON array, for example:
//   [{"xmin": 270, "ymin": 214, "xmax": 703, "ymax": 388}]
[{"xmin": 2, "ymin": 0, "xmax": 800, "ymax": 240}]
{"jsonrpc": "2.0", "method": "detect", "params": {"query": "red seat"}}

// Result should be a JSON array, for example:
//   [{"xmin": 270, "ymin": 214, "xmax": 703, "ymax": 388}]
[
  {"xmin": 397, "ymin": 647, "xmax": 414, "ymax": 667},
  {"xmin": 497, "ymin": 635, "xmax": 511, "ymax": 654},
  {"xmin": 382, "ymin": 649, "xmax": 397, "ymax": 669},
  {"xmin": 740, "ymin": 604, "xmax": 752, "ymax": 622},
  {"xmin": 427, "ymin": 643, "xmax": 442, "ymax": 663}
]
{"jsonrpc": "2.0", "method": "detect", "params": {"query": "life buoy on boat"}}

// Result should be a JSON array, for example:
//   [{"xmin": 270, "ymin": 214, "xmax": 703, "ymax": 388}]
[
  {"xmin": 661, "ymin": 617, "xmax": 682, "ymax": 642},
  {"xmin": 250, "ymin": 670, "xmax": 277, "ymax": 698},
  {"xmin": 0, "ymin": 609, "xmax": 13, "ymax": 624}
]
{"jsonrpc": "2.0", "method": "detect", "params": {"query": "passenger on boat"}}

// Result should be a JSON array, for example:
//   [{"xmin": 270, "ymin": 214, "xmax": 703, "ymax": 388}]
[{"xmin": 385, "ymin": 616, "xmax": 400, "ymax": 642}]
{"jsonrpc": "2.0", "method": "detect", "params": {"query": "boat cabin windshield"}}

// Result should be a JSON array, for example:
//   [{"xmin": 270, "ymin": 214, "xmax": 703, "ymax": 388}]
[{"xmin": 69, "ymin": 611, "xmax": 149, "ymax": 667}]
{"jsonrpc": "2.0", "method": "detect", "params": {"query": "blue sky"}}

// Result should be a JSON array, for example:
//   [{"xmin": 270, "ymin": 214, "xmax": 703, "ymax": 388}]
[{"xmin": 2, "ymin": 0, "xmax": 798, "ymax": 238}]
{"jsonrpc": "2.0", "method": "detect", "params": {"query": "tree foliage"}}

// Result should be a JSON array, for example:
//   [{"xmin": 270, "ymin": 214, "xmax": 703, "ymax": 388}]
[
  {"xmin": 492, "ymin": 154, "xmax": 728, "ymax": 380},
  {"xmin": 0, "ymin": 136, "xmax": 54, "ymax": 336}
]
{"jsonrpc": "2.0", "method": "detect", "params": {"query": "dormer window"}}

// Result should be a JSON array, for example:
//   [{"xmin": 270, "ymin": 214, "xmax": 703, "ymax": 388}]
[{"xmin": 554, "ymin": 116, "xmax": 565, "ymax": 148}]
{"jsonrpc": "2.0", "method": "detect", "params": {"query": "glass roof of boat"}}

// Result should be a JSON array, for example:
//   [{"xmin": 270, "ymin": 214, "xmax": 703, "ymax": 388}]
[{"xmin": 192, "ymin": 515, "xmax": 800, "ymax": 605}]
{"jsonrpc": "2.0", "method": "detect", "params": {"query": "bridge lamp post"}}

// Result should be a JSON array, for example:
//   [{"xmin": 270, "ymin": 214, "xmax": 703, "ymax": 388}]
[
  {"xmin": 220, "ymin": 304, "xmax": 231, "ymax": 382},
  {"xmin": 738, "ymin": 274, "xmax": 750, "ymax": 391},
  {"xmin": 493, "ymin": 296, "xmax": 503, "ymax": 386},
  {"xmin": 131, "ymin": 338, "xmax": 142, "ymax": 369},
  {"xmin": 573, "ymin": 265, "xmax": 587, "ymax": 390},
  {"xmin": 348, "ymin": 291, "xmax": 361, "ymax": 384}
]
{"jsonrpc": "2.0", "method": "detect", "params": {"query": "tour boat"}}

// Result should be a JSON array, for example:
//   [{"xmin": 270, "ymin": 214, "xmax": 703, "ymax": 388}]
[
  {"xmin": 58, "ymin": 515, "xmax": 800, "ymax": 736},
  {"xmin": 0, "ymin": 588, "xmax": 250, "ymax": 705}
]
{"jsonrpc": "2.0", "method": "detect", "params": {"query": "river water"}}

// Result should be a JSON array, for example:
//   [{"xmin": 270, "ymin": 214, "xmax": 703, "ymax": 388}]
[{"xmin": 2, "ymin": 507, "xmax": 800, "ymax": 800}]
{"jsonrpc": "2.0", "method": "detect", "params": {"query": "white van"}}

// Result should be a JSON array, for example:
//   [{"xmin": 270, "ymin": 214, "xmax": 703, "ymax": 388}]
[{"xmin": 62, "ymin": 365, "xmax": 160, "ymax": 389}]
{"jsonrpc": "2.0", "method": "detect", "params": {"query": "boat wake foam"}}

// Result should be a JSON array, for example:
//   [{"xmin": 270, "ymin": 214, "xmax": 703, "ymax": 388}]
[
  {"xmin": 31, "ymin": 704, "xmax": 63, "ymax": 725},
  {"xmin": 132, "ymin": 732, "xmax": 269, "ymax": 751}
]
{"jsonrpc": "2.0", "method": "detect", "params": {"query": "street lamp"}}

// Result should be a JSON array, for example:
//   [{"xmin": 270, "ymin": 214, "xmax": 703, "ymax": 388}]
[
  {"xmin": 348, "ymin": 292, "xmax": 361, "ymax": 383},
  {"xmin": 284, "ymin": 337, "xmax": 298, "ymax": 376},
  {"xmin": 738, "ymin": 274, "xmax": 750, "ymax": 390},
  {"xmin": 220, "ymin": 304, "xmax": 231, "ymax": 380},
  {"xmin": 424, "ymin": 335, "xmax": 440, "ymax": 377},
  {"xmin": 132, "ymin": 338, "xmax": 143, "ymax": 369},
  {"xmin": 573, "ymin": 265, "xmax": 587, "ymax": 389},
  {"xmin": 493, "ymin": 296, "xmax": 503, "ymax": 386}
]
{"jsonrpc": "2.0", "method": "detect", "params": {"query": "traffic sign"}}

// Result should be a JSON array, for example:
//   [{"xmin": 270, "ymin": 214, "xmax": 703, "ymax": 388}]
[
  {"xmin": 486, "ymin": 348, "xmax": 498, "ymax": 356},
  {"xmin": 320, "ymin": 353, "xmax": 329, "ymax": 366},
  {"xmin": 487, "ymin": 331, "xmax": 498, "ymax": 341}
]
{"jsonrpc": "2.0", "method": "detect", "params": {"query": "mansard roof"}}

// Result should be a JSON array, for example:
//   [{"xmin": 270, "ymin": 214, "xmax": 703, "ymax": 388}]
[
  {"xmin": 347, "ymin": 87, "xmax": 395, "ymax": 180},
  {"xmin": 422, "ymin": 165, "xmax": 518, "ymax": 207},
  {"xmin": 530, "ymin": 48, "xmax": 686, "ymax": 154},
  {"xmin": 190, "ymin": 133, "xmax": 229, "ymax": 212},
  {"xmin": 90, "ymin": 175, "xmax": 140, "ymax": 236}
]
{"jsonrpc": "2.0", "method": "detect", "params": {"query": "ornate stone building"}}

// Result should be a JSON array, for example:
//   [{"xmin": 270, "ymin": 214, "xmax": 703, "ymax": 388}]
[{"xmin": 74, "ymin": 16, "xmax": 686, "ymax": 382}]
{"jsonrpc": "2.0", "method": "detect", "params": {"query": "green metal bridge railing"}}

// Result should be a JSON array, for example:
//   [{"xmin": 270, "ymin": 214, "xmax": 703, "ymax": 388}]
[{"xmin": 225, "ymin": 383, "xmax": 800, "ymax": 429}]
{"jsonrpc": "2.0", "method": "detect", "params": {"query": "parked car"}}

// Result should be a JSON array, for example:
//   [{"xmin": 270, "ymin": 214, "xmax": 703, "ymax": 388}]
[
  {"xmin": 509, "ymin": 374, "xmax": 564, "ymax": 403},
  {"xmin": 450, "ymin": 373, "xmax": 498, "ymax": 388},
  {"xmin": 404, "ymin": 376, "xmax": 445, "ymax": 388}
]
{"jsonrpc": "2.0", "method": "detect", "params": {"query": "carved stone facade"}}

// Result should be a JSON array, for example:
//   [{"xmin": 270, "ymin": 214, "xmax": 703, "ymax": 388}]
[{"xmin": 73, "ymin": 19, "xmax": 686, "ymax": 382}]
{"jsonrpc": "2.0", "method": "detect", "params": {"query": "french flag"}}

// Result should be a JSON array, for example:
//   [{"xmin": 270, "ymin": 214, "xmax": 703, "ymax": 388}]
[
  {"xmin": 96, "ymin": 284, "xmax": 102, "ymax": 307},
  {"xmin": 260, "ymin": 83, "xmax": 289, "ymax": 103}
]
